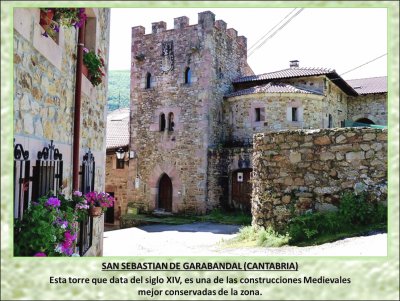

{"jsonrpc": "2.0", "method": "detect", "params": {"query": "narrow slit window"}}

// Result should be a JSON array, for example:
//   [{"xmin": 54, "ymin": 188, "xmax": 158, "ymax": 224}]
[
  {"xmin": 160, "ymin": 113, "xmax": 166, "ymax": 131},
  {"xmin": 184, "ymin": 67, "xmax": 191, "ymax": 84},
  {"xmin": 168, "ymin": 112, "xmax": 174, "ymax": 131},
  {"xmin": 146, "ymin": 73, "xmax": 151, "ymax": 89}
]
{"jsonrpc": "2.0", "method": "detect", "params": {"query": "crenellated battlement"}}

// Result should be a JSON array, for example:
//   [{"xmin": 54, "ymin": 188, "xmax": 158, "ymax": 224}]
[{"xmin": 131, "ymin": 11, "xmax": 246, "ymax": 49}]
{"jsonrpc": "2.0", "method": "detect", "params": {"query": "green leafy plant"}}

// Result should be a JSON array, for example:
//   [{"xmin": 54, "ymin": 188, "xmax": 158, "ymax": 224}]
[
  {"xmin": 226, "ymin": 226, "xmax": 290, "ymax": 248},
  {"xmin": 287, "ymin": 191, "xmax": 387, "ymax": 244},
  {"xmin": 83, "ymin": 49, "xmax": 106, "ymax": 86},
  {"xmin": 14, "ymin": 193, "xmax": 80, "ymax": 256}
]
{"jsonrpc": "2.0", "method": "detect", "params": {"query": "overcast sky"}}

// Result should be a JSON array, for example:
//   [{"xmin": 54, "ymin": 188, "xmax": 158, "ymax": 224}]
[{"xmin": 109, "ymin": 7, "xmax": 387, "ymax": 80}]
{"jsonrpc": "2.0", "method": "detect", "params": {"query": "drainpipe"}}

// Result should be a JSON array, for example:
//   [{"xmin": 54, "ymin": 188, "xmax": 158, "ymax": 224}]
[{"xmin": 72, "ymin": 20, "xmax": 86, "ymax": 191}]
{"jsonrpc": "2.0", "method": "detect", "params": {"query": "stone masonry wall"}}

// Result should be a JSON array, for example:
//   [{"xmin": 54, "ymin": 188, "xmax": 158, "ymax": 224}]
[
  {"xmin": 252, "ymin": 128, "xmax": 387, "ymax": 229},
  {"xmin": 13, "ymin": 8, "xmax": 110, "ymax": 256},
  {"xmin": 129, "ymin": 11, "xmax": 250, "ymax": 213},
  {"xmin": 347, "ymin": 93, "xmax": 387, "ymax": 125}
]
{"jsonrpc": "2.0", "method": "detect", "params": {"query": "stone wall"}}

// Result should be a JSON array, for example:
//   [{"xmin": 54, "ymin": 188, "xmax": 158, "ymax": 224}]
[
  {"xmin": 252, "ymin": 128, "xmax": 387, "ymax": 229},
  {"xmin": 129, "ymin": 11, "xmax": 251, "ymax": 213},
  {"xmin": 347, "ymin": 93, "xmax": 387, "ymax": 125},
  {"xmin": 13, "ymin": 8, "xmax": 110, "ymax": 256}
]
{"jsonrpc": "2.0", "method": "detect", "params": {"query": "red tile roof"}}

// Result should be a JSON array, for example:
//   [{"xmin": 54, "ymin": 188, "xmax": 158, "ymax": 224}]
[
  {"xmin": 233, "ymin": 67, "xmax": 358, "ymax": 96},
  {"xmin": 225, "ymin": 82, "xmax": 324, "ymax": 97},
  {"xmin": 106, "ymin": 108, "xmax": 130, "ymax": 149},
  {"xmin": 233, "ymin": 67, "xmax": 335, "ymax": 83},
  {"xmin": 346, "ymin": 76, "xmax": 387, "ymax": 94}
]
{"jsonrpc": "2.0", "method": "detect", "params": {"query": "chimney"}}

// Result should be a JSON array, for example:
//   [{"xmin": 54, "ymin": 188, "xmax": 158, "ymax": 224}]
[{"xmin": 290, "ymin": 60, "xmax": 299, "ymax": 68}]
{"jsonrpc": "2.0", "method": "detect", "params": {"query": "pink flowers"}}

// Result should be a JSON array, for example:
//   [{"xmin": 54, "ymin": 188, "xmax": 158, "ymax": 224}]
[
  {"xmin": 34, "ymin": 252, "xmax": 47, "ymax": 257},
  {"xmin": 45, "ymin": 197, "xmax": 61, "ymax": 208},
  {"xmin": 55, "ymin": 231, "xmax": 77, "ymax": 256},
  {"xmin": 85, "ymin": 191, "xmax": 114, "ymax": 209},
  {"xmin": 73, "ymin": 191, "xmax": 83, "ymax": 197}
]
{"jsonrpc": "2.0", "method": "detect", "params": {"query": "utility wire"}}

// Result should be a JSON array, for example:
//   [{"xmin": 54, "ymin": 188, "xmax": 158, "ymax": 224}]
[
  {"xmin": 248, "ymin": 8, "xmax": 297, "ymax": 52},
  {"xmin": 340, "ymin": 53, "xmax": 387, "ymax": 76},
  {"xmin": 248, "ymin": 8, "xmax": 304, "ymax": 57}
]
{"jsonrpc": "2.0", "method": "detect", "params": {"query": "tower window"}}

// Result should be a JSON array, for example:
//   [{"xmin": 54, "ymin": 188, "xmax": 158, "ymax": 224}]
[
  {"xmin": 328, "ymin": 114, "xmax": 333, "ymax": 128},
  {"xmin": 160, "ymin": 113, "xmax": 166, "ymax": 131},
  {"xmin": 184, "ymin": 67, "xmax": 191, "ymax": 84},
  {"xmin": 168, "ymin": 112, "xmax": 175, "ymax": 131},
  {"xmin": 146, "ymin": 73, "xmax": 151, "ymax": 89},
  {"xmin": 292, "ymin": 107, "xmax": 298, "ymax": 122},
  {"xmin": 255, "ymin": 108, "xmax": 261, "ymax": 122}
]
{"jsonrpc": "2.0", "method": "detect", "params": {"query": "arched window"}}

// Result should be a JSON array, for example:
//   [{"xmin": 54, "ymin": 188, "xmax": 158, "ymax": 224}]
[
  {"xmin": 184, "ymin": 67, "xmax": 191, "ymax": 84},
  {"xmin": 328, "ymin": 114, "xmax": 333, "ymax": 128},
  {"xmin": 160, "ymin": 113, "xmax": 166, "ymax": 131},
  {"xmin": 168, "ymin": 112, "xmax": 174, "ymax": 131},
  {"xmin": 146, "ymin": 73, "xmax": 151, "ymax": 89}
]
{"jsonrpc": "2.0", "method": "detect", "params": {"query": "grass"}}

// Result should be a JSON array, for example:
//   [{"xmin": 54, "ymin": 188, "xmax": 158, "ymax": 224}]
[
  {"xmin": 120, "ymin": 209, "xmax": 252, "ymax": 229},
  {"xmin": 292, "ymin": 223, "xmax": 387, "ymax": 247},
  {"xmin": 222, "ymin": 226, "xmax": 290, "ymax": 248}
]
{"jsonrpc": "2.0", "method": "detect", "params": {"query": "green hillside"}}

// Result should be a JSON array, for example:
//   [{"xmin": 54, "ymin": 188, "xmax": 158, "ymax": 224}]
[{"xmin": 107, "ymin": 70, "xmax": 130, "ymax": 111}]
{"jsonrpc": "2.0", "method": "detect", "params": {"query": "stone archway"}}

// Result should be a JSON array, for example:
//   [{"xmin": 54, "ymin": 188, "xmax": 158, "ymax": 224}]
[
  {"xmin": 148, "ymin": 164, "xmax": 182, "ymax": 213},
  {"xmin": 158, "ymin": 173, "xmax": 172, "ymax": 211},
  {"xmin": 352, "ymin": 114, "xmax": 377, "ymax": 125},
  {"xmin": 355, "ymin": 118, "xmax": 375, "ymax": 125}
]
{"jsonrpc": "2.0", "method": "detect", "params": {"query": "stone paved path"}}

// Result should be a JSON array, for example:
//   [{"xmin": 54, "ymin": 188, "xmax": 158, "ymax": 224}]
[{"xmin": 103, "ymin": 222, "xmax": 387, "ymax": 257}]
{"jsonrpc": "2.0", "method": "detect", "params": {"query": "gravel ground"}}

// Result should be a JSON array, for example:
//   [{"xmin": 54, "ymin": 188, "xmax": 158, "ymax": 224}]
[{"xmin": 103, "ymin": 222, "xmax": 387, "ymax": 257}]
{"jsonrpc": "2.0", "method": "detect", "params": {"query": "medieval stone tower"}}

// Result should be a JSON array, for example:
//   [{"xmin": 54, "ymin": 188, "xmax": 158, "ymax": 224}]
[{"xmin": 129, "ymin": 11, "xmax": 251, "ymax": 213}]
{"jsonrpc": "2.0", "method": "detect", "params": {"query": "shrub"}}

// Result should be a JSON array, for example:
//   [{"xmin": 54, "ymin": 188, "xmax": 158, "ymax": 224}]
[
  {"xmin": 287, "ymin": 192, "xmax": 387, "ymax": 244},
  {"xmin": 257, "ymin": 227, "xmax": 290, "ymax": 247},
  {"xmin": 339, "ymin": 192, "xmax": 374, "ymax": 225}
]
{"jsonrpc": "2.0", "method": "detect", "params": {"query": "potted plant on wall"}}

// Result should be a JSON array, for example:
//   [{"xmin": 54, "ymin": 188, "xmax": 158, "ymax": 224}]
[
  {"xmin": 14, "ymin": 193, "xmax": 80, "ymax": 256},
  {"xmin": 83, "ymin": 48, "xmax": 106, "ymax": 86},
  {"xmin": 39, "ymin": 8, "xmax": 87, "ymax": 40},
  {"xmin": 85, "ymin": 191, "xmax": 114, "ymax": 217}
]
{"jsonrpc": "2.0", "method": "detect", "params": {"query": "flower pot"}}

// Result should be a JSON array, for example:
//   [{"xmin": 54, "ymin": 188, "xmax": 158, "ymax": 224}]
[
  {"xmin": 40, "ymin": 9, "xmax": 54, "ymax": 27},
  {"xmin": 82, "ymin": 64, "xmax": 89, "ymax": 78},
  {"xmin": 90, "ymin": 206, "xmax": 103, "ymax": 217}
]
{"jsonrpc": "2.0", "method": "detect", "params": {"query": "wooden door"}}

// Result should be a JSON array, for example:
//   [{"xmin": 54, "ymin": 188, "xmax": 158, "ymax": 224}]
[
  {"xmin": 232, "ymin": 169, "xmax": 252, "ymax": 212},
  {"xmin": 158, "ymin": 174, "xmax": 172, "ymax": 212}
]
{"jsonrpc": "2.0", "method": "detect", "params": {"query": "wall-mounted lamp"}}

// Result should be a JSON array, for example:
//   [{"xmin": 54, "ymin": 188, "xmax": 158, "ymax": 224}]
[{"xmin": 115, "ymin": 147, "xmax": 126, "ymax": 160}]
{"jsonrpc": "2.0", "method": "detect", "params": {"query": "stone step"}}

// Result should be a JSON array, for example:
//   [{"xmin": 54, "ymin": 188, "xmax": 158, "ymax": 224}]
[{"xmin": 152, "ymin": 209, "xmax": 173, "ymax": 217}]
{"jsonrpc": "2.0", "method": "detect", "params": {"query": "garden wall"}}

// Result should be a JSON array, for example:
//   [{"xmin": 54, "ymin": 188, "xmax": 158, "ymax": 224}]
[{"xmin": 252, "ymin": 127, "xmax": 387, "ymax": 229}]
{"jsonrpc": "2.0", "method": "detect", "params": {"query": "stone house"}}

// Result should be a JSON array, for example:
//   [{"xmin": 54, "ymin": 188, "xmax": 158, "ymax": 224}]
[
  {"xmin": 105, "ymin": 108, "xmax": 130, "ymax": 224},
  {"xmin": 120, "ymin": 11, "xmax": 386, "ymax": 216},
  {"xmin": 346, "ymin": 76, "xmax": 387, "ymax": 126},
  {"xmin": 13, "ymin": 8, "xmax": 110, "ymax": 256}
]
